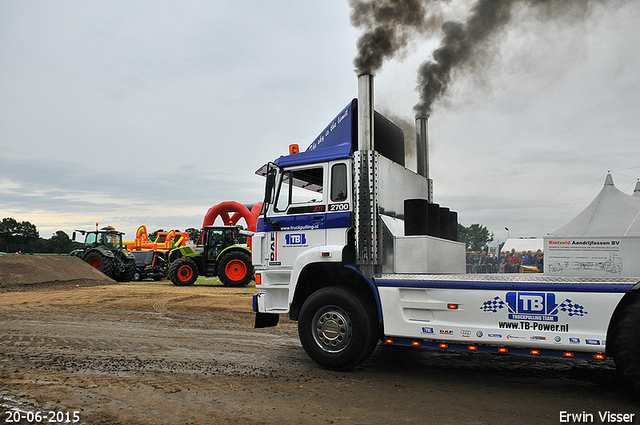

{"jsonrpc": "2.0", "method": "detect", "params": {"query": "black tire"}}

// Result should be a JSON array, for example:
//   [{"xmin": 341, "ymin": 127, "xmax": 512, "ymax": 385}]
[
  {"xmin": 612, "ymin": 296, "xmax": 640, "ymax": 397},
  {"xmin": 116, "ymin": 259, "xmax": 137, "ymax": 282},
  {"xmin": 168, "ymin": 257, "xmax": 198, "ymax": 286},
  {"xmin": 84, "ymin": 251, "xmax": 116, "ymax": 279},
  {"xmin": 298, "ymin": 286, "xmax": 378, "ymax": 370},
  {"xmin": 217, "ymin": 251, "xmax": 253, "ymax": 287}
]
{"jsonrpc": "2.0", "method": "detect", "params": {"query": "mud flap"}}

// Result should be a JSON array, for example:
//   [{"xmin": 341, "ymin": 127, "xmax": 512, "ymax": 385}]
[{"xmin": 255, "ymin": 312, "xmax": 280, "ymax": 328}]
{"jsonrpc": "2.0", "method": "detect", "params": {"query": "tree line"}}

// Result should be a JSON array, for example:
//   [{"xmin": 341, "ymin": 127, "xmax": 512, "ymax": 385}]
[
  {"xmin": 458, "ymin": 223, "xmax": 493, "ymax": 252},
  {"xmin": 1, "ymin": 216, "xmax": 492, "ymax": 254},
  {"xmin": 0, "ymin": 218, "xmax": 203, "ymax": 254}
]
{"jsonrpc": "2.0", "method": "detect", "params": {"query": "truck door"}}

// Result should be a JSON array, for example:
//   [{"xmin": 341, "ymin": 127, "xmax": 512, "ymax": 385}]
[{"xmin": 267, "ymin": 164, "xmax": 327, "ymax": 268}]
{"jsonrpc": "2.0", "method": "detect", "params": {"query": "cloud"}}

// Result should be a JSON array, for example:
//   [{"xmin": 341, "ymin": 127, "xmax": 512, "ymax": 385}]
[{"xmin": 0, "ymin": 156, "xmax": 265, "ymax": 238}]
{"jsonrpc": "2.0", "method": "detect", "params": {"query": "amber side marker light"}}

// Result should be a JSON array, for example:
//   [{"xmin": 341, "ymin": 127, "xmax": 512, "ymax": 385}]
[
  {"xmin": 498, "ymin": 348, "xmax": 509, "ymax": 353},
  {"xmin": 467, "ymin": 346, "xmax": 478, "ymax": 351},
  {"xmin": 563, "ymin": 352, "xmax": 575, "ymax": 358},
  {"xmin": 530, "ymin": 349, "xmax": 541, "ymax": 356},
  {"xmin": 255, "ymin": 274, "xmax": 261, "ymax": 285},
  {"xmin": 594, "ymin": 353, "xmax": 606, "ymax": 360},
  {"xmin": 447, "ymin": 304, "xmax": 458, "ymax": 310},
  {"xmin": 439, "ymin": 343, "xmax": 449, "ymax": 349},
  {"xmin": 385, "ymin": 339, "xmax": 394, "ymax": 344},
  {"xmin": 412, "ymin": 341, "xmax": 421, "ymax": 347}
]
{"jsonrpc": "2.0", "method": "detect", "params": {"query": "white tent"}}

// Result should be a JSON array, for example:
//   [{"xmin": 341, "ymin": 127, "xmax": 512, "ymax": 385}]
[
  {"xmin": 550, "ymin": 174, "xmax": 640, "ymax": 237},
  {"xmin": 501, "ymin": 238, "xmax": 544, "ymax": 255}
]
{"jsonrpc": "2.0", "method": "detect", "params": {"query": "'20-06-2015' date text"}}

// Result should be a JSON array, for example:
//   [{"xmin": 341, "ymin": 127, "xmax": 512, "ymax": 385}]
[{"xmin": 4, "ymin": 410, "xmax": 80, "ymax": 424}]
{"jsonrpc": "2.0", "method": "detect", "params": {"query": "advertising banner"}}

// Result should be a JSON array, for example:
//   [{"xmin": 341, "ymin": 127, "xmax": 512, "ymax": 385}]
[{"xmin": 544, "ymin": 237, "xmax": 640, "ymax": 277}]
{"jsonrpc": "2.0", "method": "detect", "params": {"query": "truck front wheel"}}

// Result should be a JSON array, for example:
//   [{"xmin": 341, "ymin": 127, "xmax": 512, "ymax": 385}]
[
  {"xmin": 169, "ymin": 257, "xmax": 198, "ymax": 286},
  {"xmin": 613, "ymin": 296, "xmax": 640, "ymax": 397},
  {"xmin": 298, "ymin": 286, "xmax": 378, "ymax": 371}
]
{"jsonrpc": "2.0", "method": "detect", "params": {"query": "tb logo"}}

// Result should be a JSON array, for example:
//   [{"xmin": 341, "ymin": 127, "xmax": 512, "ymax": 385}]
[
  {"xmin": 506, "ymin": 292, "xmax": 558, "ymax": 315},
  {"xmin": 285, "ymin": 233, "xmax": 306, "ymax": 245}
]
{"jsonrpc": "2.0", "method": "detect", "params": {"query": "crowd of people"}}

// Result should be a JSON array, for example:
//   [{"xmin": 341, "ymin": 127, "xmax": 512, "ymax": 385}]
[{"xmin": 466, "ymin": 248, "xmax": 544, "ymax": 273}]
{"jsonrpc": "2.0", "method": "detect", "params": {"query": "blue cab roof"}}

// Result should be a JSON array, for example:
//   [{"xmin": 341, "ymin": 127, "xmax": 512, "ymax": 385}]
[
  {"xmin": 267, "ymin": 98, "xmax": 405, "ymax": 169},
  {"xmin": 274, "ymin": 100, "xmax": 356, "ymax": 167}
]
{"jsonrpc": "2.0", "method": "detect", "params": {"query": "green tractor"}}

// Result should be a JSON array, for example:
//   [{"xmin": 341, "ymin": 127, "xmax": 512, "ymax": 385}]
[
  {"xmin": 167, "ymin": 225, "xmax": 254, "ymax": 287},
  {"xmin": 70, "ymin": 225, "xmax": 137, "ymax": 282}
]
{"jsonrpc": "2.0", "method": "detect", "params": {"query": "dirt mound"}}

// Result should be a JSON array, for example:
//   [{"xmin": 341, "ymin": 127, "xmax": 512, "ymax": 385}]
[{"xmin": 0, "ymin": 255, "xmax": 115, "ymax": 291}]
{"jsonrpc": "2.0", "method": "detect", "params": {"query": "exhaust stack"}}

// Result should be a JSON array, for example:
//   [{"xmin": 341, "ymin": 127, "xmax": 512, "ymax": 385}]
[
  {"xmin": 355, "ymin": 73, "xmax": 377, "ymax": 277},
  {"xmin": 358, "ymin": 74, "xmax": 374, "ymax": 151},
  {"xmin": 415, "ymin": 116, "xmax": 433, "ymax": 203}
]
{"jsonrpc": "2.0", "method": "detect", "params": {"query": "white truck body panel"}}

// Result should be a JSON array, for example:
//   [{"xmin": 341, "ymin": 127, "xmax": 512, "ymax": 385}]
[{"xmin": 377, "ymin": 274, "xmax": 638, "ymax": 353}]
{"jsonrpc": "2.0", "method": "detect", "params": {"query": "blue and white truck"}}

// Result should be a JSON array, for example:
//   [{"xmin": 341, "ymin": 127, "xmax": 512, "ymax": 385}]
[{"xmin": 251, "ymin": 74, "xmax": 640, "ymax": 395}]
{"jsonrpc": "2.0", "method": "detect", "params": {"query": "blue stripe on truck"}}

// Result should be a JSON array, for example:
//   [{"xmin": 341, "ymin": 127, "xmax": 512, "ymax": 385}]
[
  {"xmin": 375, "ymin": 279, "xmax": 635, "ymax": 293},
  {"xmin": 257, "ymin": 211, "xmax": 352, "ymax": 232}
]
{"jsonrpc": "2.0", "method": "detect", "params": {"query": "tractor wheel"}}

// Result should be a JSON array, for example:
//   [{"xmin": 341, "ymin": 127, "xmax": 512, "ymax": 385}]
[
  {"xmin": 169, "ymin": 257, "xmax": 198, "ymax": 286},
  {"xmin": 217, "ymin": 251, "xmax": 253, "ymax": 287},
  {"xmin": 117, "ymin": 259, "xmax": 137, "ymax": 282},
  {"xmin": 84, "ymin": 251, "xmax": 116, "ymax": 279}
]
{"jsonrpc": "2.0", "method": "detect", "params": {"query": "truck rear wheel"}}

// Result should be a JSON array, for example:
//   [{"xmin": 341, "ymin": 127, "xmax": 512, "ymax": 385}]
[
  {"xmin": 217, "ymin": 251, "xmax": 253, "ymax": 287},
  {"xmin": 298, "ymin": 286, "xmax": 378, "ymax": 371},
  {"xmin": 84, "ymin": 252, "xmax": 115, "ymax": 279},
  {"xmin": 169, "ymin": 257, "xmax": 198, "ymax": 286},
  {"xmin": 612, "ymin": 296, "xmax": 640, "ymax": 396}
]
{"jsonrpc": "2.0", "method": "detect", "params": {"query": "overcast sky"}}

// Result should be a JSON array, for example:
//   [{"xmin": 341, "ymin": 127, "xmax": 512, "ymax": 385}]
[{"xmin": 1, "ymin": 0, "xmax": 639, "ymax": 245}]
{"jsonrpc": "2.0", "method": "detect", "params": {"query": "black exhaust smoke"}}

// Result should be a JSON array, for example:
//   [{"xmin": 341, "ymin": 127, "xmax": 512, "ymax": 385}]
[{"xmin": 349, "ymin": 0, "xmax": 614, "ymax": 117}]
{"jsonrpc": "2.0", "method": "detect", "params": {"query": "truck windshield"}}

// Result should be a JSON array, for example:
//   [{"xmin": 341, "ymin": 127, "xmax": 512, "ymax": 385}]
[{"xmin": 275, "ymin": 167, "xmax": 324, "ymax": 212}]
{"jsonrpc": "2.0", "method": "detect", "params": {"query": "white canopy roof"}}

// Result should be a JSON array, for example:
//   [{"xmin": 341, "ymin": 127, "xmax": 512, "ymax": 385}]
[
  {"xmin": 501, "ymin": 238, "xmax": 544, "ymax": 254},
  {"xmin": 551, "ymin": 174, "xmax": 640, "ymax": 237}
]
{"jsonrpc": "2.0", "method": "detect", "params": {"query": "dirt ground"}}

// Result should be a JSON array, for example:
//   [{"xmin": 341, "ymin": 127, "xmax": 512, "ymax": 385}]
[{"xmin": 1, "ymin": 257, "xmax": 639, "ymax": 424}]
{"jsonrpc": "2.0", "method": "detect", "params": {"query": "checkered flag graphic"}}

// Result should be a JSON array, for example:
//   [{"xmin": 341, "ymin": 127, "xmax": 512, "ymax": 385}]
[
  {"xmin": 480, "ymin": 296, "xmax": 507, "ymax": 313},
  {"xmin": 557, "ymin": 299, "xmax": 588, "ymax": 317}
]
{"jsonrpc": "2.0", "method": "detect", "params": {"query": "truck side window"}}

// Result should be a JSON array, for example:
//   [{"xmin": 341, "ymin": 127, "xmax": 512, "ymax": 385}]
[
  {"xmin": 275, "ymin": 167, "xmax": 324, "ymax": 212},
  {"xmin": 275, "ymin": 172, "xmax": 291, "ymax": 212},
  {"xmin": 331, "ymin": 163, "xmax": 347, "ymax": 202}
]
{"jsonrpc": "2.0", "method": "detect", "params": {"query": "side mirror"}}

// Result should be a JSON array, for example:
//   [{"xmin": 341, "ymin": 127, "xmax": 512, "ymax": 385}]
[{"xmin": 264, "ymin": 171, "xmax": 276, "ymax": 205}]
